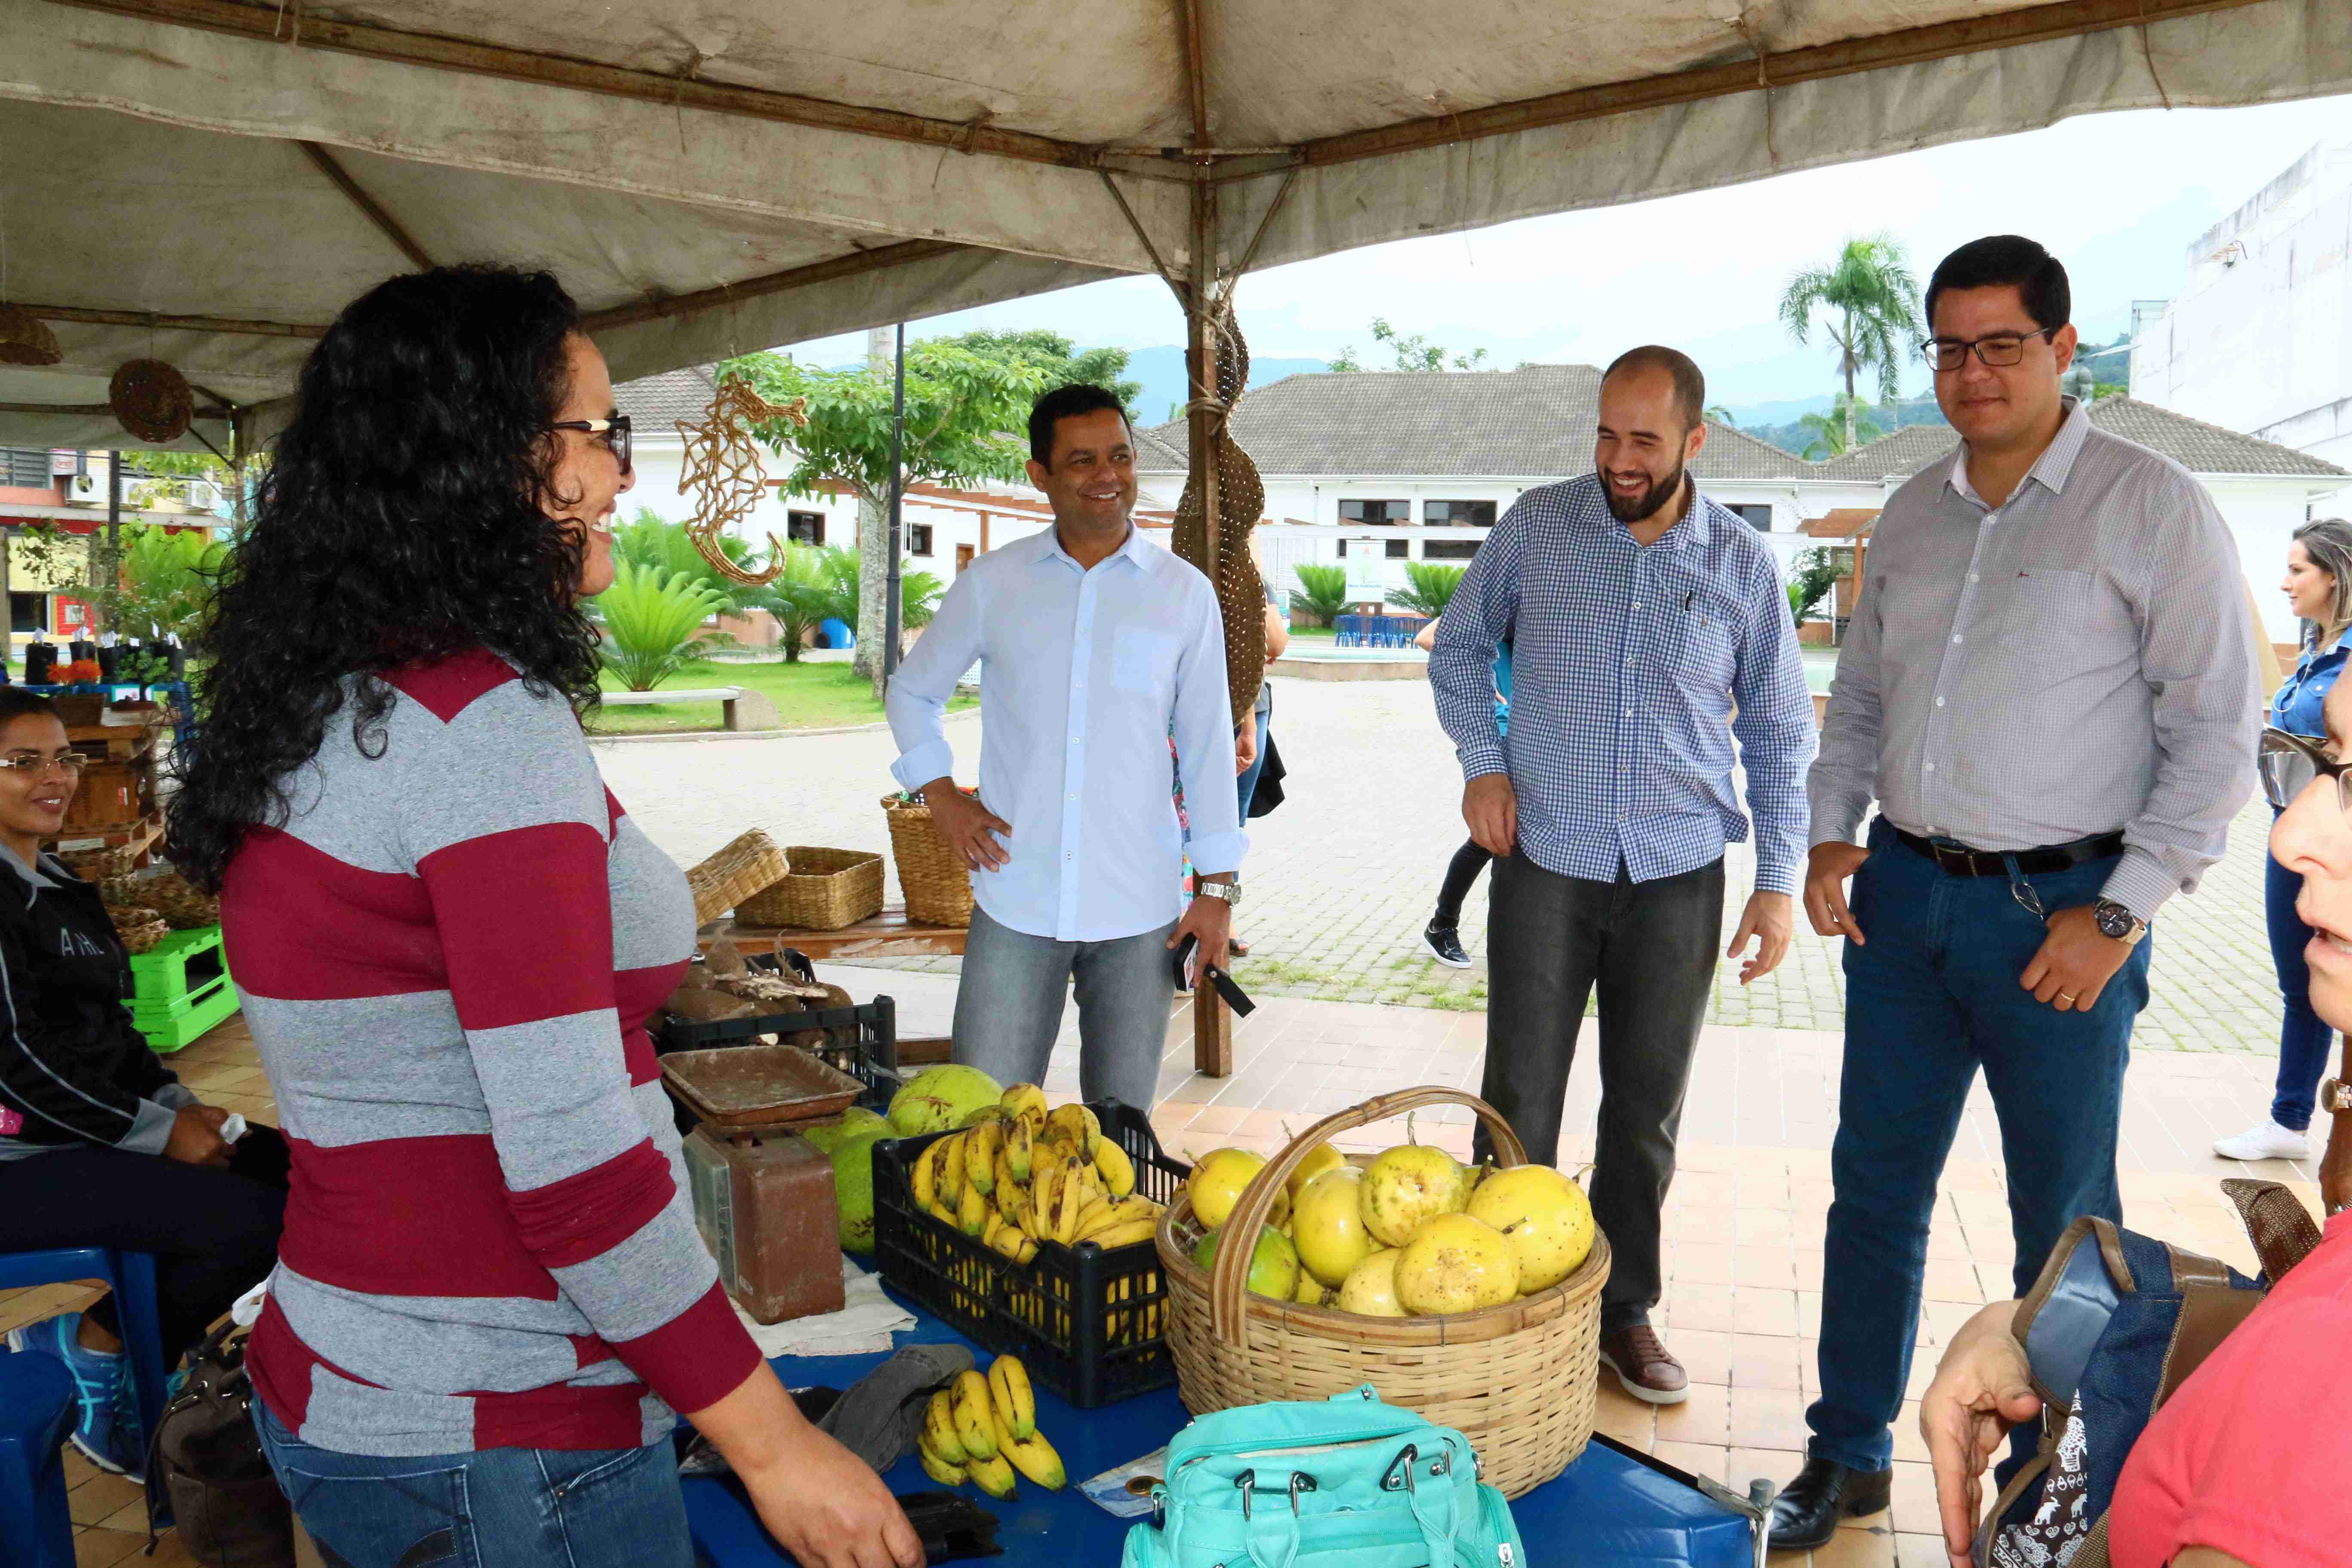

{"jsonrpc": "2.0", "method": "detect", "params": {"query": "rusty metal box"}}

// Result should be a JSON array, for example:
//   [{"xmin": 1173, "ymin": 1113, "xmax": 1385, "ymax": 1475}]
[{"xmin": 683, "ymin": 1126, "xmax": 845, "ymax": 1325}]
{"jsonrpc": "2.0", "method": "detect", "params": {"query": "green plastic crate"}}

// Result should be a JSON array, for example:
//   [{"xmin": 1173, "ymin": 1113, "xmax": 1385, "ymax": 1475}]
[
  {"xmin": 128, "ymin": 926, "xmax": 227, "ymax": 1003},
  {"xmin": 135, "ymin": 977, "xmax": 240, "ymax": 1054}
]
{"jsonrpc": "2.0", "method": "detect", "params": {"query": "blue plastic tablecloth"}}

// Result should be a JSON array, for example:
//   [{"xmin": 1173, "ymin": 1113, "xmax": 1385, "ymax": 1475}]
[{"xmin": 681, "ymin": 1296, "xmax": 1760, "ymax": 1566}]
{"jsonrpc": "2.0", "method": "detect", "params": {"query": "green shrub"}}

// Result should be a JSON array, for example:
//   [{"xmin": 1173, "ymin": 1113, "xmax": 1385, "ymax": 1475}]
[
  {"xmin": 1292, "ymin": 563, "xmax": 1349, "ymax": 625},
  {"xmin": 749, "ymin": 543, "xmax": 833, "ymax": 663},
  {"xmin": 1787, "ymin": 546, "xmax": 1843, "ymax": 623},
  {"xmin": 596, "ymin": 564, "xmax": 730, "ymax": 690},
  {"xmin": 610, "ymin": 509, "xmax": 763, "ymax": 617},
  {"xmin": 1391, "ymin": 562, "xmax": 1467, "ymax": 617}
]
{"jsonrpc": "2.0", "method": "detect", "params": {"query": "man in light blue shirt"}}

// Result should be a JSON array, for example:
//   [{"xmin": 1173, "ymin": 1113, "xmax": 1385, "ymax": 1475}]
[{"xmin": 886, "ymin": 384, "xmax": 1245, "ymax": 1111}]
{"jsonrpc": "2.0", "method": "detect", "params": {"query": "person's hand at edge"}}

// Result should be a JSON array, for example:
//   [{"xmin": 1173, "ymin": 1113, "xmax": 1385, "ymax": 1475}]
[
  {"xmin": 163, "ymin": 1104, "xmax": 232, "ymax": 1167},
  {"xmin": 1463, "ymin": 773, "xmax": 1516, "ymax": 858},
  {"xmin": 1804, "ymin": 841, "xmax": 1869, "ymax": 944},
  {"xmin": 2019, "ymin": 905, "xmax": 2132, "ymax": 1012},
  {"xmin": 1235, "ymin": 714, "xmax": 1257, "ymax": 776},
  {"xmin": 694, "ymin": 1366, "xmax": 924, "ymax": 1568},
  {"xmin": 1920, "ymin": 1301, "xmax": 2039, "ymax": 1568},
  {"xmin": 1170, "ymin": 878, "xmax": 1234, "ymax": 983},
  {"xmin": 1726, "ymin": 891, "xmax": 1793, "ymax": 984},
  {"xmin": 918, "ymin": 776, "xmax": 1010, "ymax": 873}
]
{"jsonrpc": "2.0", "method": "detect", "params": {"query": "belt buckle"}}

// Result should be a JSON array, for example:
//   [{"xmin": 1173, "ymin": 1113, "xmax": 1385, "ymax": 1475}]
[{"xmin": 1930, "ymin": 840, "xmax": 1974, "ymax": 876}]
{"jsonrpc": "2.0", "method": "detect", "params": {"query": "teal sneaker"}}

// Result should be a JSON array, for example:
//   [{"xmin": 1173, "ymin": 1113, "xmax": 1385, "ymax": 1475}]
[{"xmin": 7, "ymin": 1311, "xmax": 143, "ymax": 1479}]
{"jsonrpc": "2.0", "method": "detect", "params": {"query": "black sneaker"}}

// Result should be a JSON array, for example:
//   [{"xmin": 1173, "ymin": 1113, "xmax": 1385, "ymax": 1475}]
[{"xmin": 1422, "ymin": 922, "xmax": 1471, "ymax": 968}]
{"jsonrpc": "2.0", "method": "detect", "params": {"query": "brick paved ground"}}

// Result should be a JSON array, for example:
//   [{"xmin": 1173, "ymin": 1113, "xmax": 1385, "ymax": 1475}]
[{"xmin": 596, "ymin": 677, "xmax": 2288, "ymax": 1053}]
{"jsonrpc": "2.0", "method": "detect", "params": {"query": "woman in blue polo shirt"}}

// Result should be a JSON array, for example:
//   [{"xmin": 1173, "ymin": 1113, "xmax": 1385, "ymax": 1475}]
[{"xmin": 2217, "ymin": 517, "xmax": 2352, "ymax": 1163}]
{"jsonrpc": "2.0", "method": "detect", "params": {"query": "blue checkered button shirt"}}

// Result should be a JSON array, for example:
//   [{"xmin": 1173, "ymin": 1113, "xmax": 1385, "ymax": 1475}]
[{"xmin": 1430, "ymin": 474, "xmax": 1817, "ymax": 894}]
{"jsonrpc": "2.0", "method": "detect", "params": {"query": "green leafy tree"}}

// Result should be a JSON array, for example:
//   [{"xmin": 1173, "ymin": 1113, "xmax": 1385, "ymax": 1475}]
[
  {"xmin": 721, "ymin": 343, "xmax": 1046, "ymax": 695},
  {"xmin": 1390, "ymin": 562, "xmax": 1467, "ymax": 617},
  {"xmin": 1779, "ymin": 234, "xmax": 1923, "ymax": 451},
  {"xmin": 1786, "ymin": 547, "xmax": 1844, "ymax": 624},
  {"xmin": 1329, "ymin": 318, "xmax": 1489, "ymax": 374},
  {"xmin": 115, "ymin": 524, "xmax": 227, "ymax": 646},
  {"xmin": 610, "ymin": 509, "xmax": 763, "ymax": 617},
  {"xmin": 1797, "ymin": 394, "xmax": 1888, "ymax": 460},
  {"xmin": 596, "ymin": 564, "xmax": 730, "ymax": 691},
  {"xmin": 747, "ymin": 542, "xmax": 836, "ymax": 663},
  {"xmin": 943, "ymin": 329, "xmax": 1142, "ymax": 415},
  {"xmin": 899, "ymin": 569, "xmax": 947, "ymax": 632},
  {"xmin": 1291, "ymin": 563, "xmax": 1350, "ymax": 625}
]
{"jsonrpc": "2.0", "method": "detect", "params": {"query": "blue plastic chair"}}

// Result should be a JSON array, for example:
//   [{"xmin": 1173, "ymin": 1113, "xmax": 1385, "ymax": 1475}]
[
  {"xmin": 0, "ymin": 1251, "xmax": 170, "ymax": 1461},
  {"xmin": 0, "ymin": 1350, "xmax": 76, "ymax": 1566}
]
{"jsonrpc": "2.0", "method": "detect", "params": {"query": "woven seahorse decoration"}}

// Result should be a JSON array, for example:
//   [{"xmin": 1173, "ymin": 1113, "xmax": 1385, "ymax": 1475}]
[
  {"xmin": 1172, "ymin": 306, "xmax": 1267, "ymax": 728},
  {"xmin": 677, "ymin": 377, "xmax": 808, "ymax": 586}
]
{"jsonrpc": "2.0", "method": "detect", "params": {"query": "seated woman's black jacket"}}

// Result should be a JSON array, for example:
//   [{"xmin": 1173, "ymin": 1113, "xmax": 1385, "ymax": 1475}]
[{"xmin": 0, "ymin": 850, "xmax": 192, "ymax": 1153}]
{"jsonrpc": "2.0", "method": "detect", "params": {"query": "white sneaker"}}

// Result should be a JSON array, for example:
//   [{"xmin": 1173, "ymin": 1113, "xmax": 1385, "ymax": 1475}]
[{"xmin": 2213, "ymin": 1119, "xmax": 2311, "ymax": 1162}]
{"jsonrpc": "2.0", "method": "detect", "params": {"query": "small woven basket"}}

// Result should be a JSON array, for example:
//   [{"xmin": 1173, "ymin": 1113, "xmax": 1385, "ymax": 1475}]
[
  {"xmin": 141, "ymin": 871, "xmax": 220, "ymax": 930},
  {"xmin": 684, "ymin": 830, "xmax": 791, "ymax": 926},
  {"xmin": 1156, "ymin": 1086, "xmax": 1609, "ymax": 1500},
  {"xmin": 108, "ymin": 906, "xmax": 170, "ymax": 955},
  {"xmin": 735, "ymin": 847, "xmax": 884, "ymax": 930},
  {"xmin": 109, "ymin": 358, "xmax": 195, "ymax": 444},
  {"xmin": 60, "ymin": 844, "xmax": 138, "ymax": 882},
  {"xmin": 0, "ymin": 304, "xmax": 61, "ymax": 368},
  {"xmin": 880, "ymin": 794, "xmax": 974, "ymax": 928}
]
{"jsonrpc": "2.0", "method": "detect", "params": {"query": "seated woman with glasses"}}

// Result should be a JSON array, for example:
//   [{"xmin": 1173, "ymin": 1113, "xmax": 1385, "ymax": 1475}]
[
  {"xmin": 1919, "ymin": 677, "xmax": 2352, "ymax": 1568},
  {"xmin": 0, "ymin": 686, "xmax": 289, "ymax": 1478},
  {"xmin": 167, "ymin": 265, "xmax": 919, "ymax": 1568}
]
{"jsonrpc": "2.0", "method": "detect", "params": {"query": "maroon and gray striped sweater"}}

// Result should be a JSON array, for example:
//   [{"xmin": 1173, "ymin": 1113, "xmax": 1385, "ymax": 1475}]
[{"xmin": 223, "ymin": 650, "xmax": 761, "ymax": 1456}]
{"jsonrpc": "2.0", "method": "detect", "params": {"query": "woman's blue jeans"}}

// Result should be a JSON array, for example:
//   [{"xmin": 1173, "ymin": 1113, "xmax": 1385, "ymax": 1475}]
[
  {"xmin": 2266, "ymin": 843, "xmax": 2337, "ymax": 1132},
  {"xmin": 255, "ymin": 1399, "xmax": 692, "ymax": 1568}
]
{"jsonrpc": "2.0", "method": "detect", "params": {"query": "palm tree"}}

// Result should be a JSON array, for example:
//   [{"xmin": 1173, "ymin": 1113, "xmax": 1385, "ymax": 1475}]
[
  {"xmin": 1779, "ymin": 235, "xmax": 1922, "ymax": 451},
  {"xmin": 1797, "ymin": 394, "xmax": 1887, "ymax": 460}
]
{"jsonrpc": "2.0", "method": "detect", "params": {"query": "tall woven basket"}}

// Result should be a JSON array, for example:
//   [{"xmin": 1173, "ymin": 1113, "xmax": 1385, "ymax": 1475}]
[
  {"xmin": 1156, "ymin": 1086, "xmax": 1609, "ymax": 1499},
  {"xmin": 880, "ymin": 794, "xmax": 974, "ymax": 928}
]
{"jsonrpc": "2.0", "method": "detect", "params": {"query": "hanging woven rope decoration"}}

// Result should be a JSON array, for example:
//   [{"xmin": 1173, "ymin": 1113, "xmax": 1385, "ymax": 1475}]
[
  {"xmin": 1173, "ymin": 305, "xmax": 1268, "ymax": 727},
  {"xmin": 0, "ymin": 304, "xmax": 60, "ymax": 367},
  {"xmin": 109, "ymin": 358, "xmax": 194, "ymax": 444},
  {"xmin": 677, "ymin": 376, "xmax": 808, "ymax": 587}
]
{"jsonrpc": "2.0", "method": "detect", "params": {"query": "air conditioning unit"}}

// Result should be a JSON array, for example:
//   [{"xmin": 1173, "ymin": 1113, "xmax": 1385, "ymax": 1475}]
[
  {"xmin": 184, "ymin": 480, "xmax": 220, "ymax": 512},
  {"xmin": 69, "ymin": 472, "xmax": 100, "ymax": 501}
]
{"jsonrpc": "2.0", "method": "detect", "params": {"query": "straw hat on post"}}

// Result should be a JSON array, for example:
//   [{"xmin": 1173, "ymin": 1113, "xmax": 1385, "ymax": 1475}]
[
  {"xmin": 109, "ymin": 358, "xmax": 194, "ymax": 444},
  {"xmin": 0, "ymin": 304, "xmax": 61, "ymax": 367}
]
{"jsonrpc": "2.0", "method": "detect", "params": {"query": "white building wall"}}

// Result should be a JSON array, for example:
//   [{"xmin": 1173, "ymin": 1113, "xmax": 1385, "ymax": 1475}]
[{"xmin": 2129, "ymin": 138, "xmax": 2352, "ymax": 500}]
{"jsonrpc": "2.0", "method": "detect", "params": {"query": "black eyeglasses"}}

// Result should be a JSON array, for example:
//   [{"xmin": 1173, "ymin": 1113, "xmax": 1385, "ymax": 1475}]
[
  {"xmin": 550, "ymin": 414, "xmax": 631, "ymax": 474},
  {"xmin": 2260, "ymin": 727, "xmax": 2352, "ymax": 814},
  {"xmin": 1919, "ymin": 327, "xmax": 2058, "ymax": 372}
]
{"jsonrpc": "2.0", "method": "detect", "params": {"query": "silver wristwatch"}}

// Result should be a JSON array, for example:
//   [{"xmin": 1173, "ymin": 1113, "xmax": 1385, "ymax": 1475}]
[
  {"xmin": 1194, "ymin": 879, "xmax": 1243, "ymax": 909},
  {"xmin": 2321, "ymin": 1076, "xmax": 2352, "ymax": 1116}
]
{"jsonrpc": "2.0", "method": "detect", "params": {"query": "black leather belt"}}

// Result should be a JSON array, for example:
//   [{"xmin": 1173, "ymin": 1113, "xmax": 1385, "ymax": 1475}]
[{"xmin": 1891, "ymin": 828, "xmax": 2126, "ymax": 878}]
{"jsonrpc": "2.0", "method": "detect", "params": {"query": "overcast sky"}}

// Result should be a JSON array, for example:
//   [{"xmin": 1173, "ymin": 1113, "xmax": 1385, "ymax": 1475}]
[{"xmin": 786, "ymin": 92, "xmax": 2352, "ymax": 412}]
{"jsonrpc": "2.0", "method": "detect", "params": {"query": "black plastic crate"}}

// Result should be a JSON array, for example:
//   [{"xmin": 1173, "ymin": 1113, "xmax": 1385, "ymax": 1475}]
[
  {"xmin": 871, "ymin": 1100, "xmax": 1190, "ymax": 1409},
  {"xmin": 653, "ymin": 963, "xmax": 903, "ymax": 1122}
]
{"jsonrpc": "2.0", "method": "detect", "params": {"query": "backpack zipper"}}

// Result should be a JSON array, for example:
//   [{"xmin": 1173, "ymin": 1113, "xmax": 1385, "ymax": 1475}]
[{"xmin": 1171, "ymin": 1430, "xmax": 1409, "ymax": 1485}]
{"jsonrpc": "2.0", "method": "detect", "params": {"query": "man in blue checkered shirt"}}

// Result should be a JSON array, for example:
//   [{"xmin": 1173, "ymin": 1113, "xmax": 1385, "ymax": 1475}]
[{"xmin": 1430, "ymin": 345, "xmax": 1816, "ymax": 1404}]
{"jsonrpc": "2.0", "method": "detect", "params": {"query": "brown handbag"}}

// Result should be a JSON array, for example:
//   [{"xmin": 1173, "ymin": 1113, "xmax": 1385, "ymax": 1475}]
[{"xmin": 143, "ymin": 1318, "xmax": 295, "ymax": 1567}]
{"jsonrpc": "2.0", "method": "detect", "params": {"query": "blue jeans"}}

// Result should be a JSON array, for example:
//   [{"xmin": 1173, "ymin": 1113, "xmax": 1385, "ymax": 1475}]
[
  {"xmin": 2266, "ymin": 841, "xmax": 2336, "ymax": 1131},
  {"xmin": 1806, "ymin": 819, "xmax": 2153, "ymax": 1474},
  {"xmin": 254, "ymin": 1400, "xmax": 691, "ymax": 1568},
  {"xmin": 1238, "ymin": 693, "xmax": 1271, "ymax": 820},
  {"xmin": 952, "ymin": 904, "xmax": 1178, "ymax": 1114}
]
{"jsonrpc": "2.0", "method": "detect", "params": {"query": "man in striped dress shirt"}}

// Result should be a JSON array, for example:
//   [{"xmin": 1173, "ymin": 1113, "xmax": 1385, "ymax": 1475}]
[
  {"xmin": 1769, "ymin": 236, "xmax": 2261, "ymax": 1547},
  {"xmin": 1430, "ymin": 345, "xmax": 1817, "ymax": 1405}
]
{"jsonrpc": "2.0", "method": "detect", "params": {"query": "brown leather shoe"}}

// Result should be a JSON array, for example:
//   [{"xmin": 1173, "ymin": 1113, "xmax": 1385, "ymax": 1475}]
[{"xmin": 1598, "ymin": 1326, "xmax": 1690, "ymax": 1405}]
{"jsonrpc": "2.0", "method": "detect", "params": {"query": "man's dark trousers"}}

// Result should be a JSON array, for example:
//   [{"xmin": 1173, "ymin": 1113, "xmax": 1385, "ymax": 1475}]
[
  {"xmin": 1804, "ymin": 817, "xmax": 2152, "ymax": 1475},
  {"xmin": 1473, "ymin": 848, "xmax": 1723, "ymax": 1337}
]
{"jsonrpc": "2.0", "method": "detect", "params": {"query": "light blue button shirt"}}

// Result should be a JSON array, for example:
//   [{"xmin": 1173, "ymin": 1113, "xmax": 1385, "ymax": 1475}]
[{"xmin": 886, "ymin": 524, "xmax": 1246, "ymax": 943}]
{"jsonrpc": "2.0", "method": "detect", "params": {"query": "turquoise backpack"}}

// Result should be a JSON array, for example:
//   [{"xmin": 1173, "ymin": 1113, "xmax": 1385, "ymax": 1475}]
[{"xmin": 1121, "ymin": 1386, "xmax": 1526, "ymax": 1568}]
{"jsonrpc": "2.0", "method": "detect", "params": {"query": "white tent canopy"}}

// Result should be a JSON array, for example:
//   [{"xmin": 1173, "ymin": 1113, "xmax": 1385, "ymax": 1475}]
[{"xmin": 4, "ymin": 0, "xmax": 2351, "ymax": 453}]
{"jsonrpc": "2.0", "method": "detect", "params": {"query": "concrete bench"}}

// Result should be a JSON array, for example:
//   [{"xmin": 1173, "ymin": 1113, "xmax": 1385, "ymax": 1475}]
[{"xmin": 600, "ymin": 686, "xmax": 780, "ymax": 731}]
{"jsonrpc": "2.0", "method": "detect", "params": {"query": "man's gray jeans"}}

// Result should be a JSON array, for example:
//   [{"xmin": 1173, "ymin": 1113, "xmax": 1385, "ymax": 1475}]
[{"xmin": 950, "ymin": 904, "xmax": 1177, "ymax": 1115}]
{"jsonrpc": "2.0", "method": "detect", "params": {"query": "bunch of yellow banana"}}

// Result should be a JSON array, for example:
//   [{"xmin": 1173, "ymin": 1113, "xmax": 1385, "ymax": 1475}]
[
  {"xmin": 911, "ymin": 1355, "xmax": 1067, "ymax": 1498},
  {"xmin": 910, "ymin": 1085, "xmax": 1163, "ymax": 1259}
]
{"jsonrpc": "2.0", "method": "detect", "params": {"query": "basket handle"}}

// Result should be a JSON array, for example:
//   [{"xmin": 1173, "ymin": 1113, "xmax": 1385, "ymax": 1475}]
[{"xmin": 1207, "ymin": 1085, "xmax": 1526, "ymax": 1344}]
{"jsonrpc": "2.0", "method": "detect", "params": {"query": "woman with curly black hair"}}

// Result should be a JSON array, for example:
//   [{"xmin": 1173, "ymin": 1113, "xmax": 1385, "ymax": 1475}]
[{"xmin": 172, "ymin": 266, "xmax": 920, "ymax": 1568}]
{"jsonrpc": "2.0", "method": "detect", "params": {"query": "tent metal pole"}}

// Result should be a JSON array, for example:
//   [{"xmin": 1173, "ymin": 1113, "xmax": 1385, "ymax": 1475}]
[{"xmin": 883, "ymin": 322, "xmax": 905, "ymax": 685}]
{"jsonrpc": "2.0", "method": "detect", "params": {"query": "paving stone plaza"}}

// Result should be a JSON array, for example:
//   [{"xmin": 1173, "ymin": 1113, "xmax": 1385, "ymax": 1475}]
[{"xmin": 598, "ymin": 675, "xmax": 2288, "ymax": 1055}]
